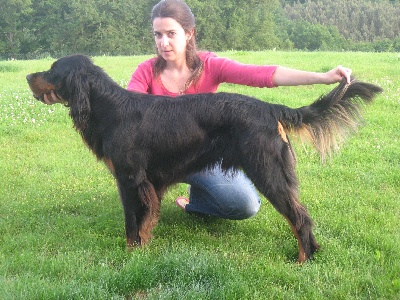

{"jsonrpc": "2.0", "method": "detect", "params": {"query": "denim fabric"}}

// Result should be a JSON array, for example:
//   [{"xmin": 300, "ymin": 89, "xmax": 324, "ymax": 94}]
[{"xmin": 184, "ymin": 165, "xmax": 261, "ymax": 220}]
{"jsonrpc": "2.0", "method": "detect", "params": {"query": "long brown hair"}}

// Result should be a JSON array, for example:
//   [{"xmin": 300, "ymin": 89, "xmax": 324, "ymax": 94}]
[{"xmin": 151, "ymin": 0, "xmax": 203, "ymax": 89}]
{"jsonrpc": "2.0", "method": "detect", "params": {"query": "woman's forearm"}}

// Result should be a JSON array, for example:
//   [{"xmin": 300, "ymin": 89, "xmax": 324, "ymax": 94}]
[{"xmin": 272, "ymin": 65, "xmax": 352, "ymax": 87}]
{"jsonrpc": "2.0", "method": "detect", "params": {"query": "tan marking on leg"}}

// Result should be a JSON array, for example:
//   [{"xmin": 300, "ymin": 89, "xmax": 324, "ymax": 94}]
[
  {"xmin": 103, "ymin": 157, "xmax": 116, "ymax": 176},
  {"xmin": 285, "ymin": 217, "xmax": 307, "ymax": 263},
  {"xmin": 277, "ymin": 121, "xmax": 289, "ymax": 143}
]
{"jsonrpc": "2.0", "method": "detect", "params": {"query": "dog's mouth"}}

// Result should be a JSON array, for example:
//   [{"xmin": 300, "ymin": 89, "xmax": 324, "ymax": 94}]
[
  {"xmin": 31, "ymin": 90, "xmax": 65, "ymax": 104},
  {"xmin": 28, "ymin": 89, "xmax": 44, "ymax": 101},
  {"xmin": 29, "ymin": 88, "xmax": 46, "ymax": 102},
  {"xmin": 32, "ymin": 92, "xmax": 48, "ymax": 102},
  {"xmin": 26, "ymin": 73, "xmax": 61, "ymax": 103},
  {"xmin": 30, "ymin": 89, "xmax": 50, "ymax": 103}
]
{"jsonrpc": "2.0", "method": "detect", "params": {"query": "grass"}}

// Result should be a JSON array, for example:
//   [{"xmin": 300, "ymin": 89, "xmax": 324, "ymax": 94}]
[{"xmin": 0, "ymin": 51, "xmax": 399, "ymax": 299}]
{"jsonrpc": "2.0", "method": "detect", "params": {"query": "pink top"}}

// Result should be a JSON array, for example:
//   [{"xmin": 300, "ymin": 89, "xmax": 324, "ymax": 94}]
[{"xmin": 127, "ymin": 52, "xmax": 278, "ymax": 96}]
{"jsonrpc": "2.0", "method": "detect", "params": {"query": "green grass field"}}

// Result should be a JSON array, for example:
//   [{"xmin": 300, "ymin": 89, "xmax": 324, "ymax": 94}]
[{"xmin": 0, "ymin": 52, "xmax": 399, "ymax": 299}]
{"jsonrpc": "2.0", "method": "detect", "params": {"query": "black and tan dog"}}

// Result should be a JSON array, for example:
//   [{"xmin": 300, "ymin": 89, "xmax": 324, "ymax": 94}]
[{"xmin": 26, "ymin": 55, "xmax": 382, "ymax": 262}]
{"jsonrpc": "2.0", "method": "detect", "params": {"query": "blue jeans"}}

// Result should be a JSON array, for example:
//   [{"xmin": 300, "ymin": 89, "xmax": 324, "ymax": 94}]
[{"xmin": 184, "ymin": 165, "xmax": 261, "ymax": 220}]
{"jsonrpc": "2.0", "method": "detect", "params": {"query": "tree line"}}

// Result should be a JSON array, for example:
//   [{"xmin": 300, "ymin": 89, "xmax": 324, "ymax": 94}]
[
  {"xmin": 1, "ymin": 0, "xmax": 399, "ymax": 59},
  {"xmin": 282, "ymin": 0, "xmax": 400, "ymax": 51}
]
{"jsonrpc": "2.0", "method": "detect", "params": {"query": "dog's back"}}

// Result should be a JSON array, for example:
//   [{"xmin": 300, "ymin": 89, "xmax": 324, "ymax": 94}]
[{"xmin": 135, "ymin": 78, "xmax": 382, "ymax": 164}]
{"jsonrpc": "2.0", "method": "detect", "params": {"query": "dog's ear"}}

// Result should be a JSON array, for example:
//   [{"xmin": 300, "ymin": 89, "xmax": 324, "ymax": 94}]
[{"xmin": 64, "ymin": 69, "xmax": 91, "ymax": 131}]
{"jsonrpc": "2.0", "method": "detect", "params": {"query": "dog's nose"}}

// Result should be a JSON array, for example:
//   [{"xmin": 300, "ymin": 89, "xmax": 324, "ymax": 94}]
[{"xmin": 26, "ymin": 74, "xmax": 33, "ymax": 82}]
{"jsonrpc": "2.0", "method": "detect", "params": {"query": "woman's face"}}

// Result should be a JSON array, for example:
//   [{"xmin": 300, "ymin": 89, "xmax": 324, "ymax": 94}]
[{"xmin": 153, "ymin": 17, "xmax": 193, "ymax": 64}]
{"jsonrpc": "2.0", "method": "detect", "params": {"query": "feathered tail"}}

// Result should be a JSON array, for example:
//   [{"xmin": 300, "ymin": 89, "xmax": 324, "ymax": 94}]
[{"xmin": 279, "ymin": 77, "xmax": 383, "ymax": 160}]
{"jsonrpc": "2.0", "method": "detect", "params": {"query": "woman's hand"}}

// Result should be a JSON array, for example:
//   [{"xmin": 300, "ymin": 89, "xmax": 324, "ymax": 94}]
[
  {"xmin": 42, "ymin": 90, "xmax": 62, "ymax": 105},
  {"xmin": 324, "ymin": 65, "xmax": 352, "ymax": 84}
]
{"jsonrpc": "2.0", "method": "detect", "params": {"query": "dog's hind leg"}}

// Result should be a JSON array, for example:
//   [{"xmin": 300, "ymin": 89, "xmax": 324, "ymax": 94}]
[
  {"xmin": 277, "ymin": 197, "xmax": 320, "ymax": 263},
  {"xmin": 240, "ymin": 134, "xmax": 319, "ymax": 262},
  {"xmin": 250, "ymin": 170, "xmax": 319, "ymax": 262},
  {"xmin": 116, "ymin": 176, "xmax": 160, "ymax": 247},
  {"xmin": 265, "ymin": 186, "xmax": 319, "ymax": 262},
  {"xmin": 136, "ymin": 179, "xmax": 161, "ymax": 244}
]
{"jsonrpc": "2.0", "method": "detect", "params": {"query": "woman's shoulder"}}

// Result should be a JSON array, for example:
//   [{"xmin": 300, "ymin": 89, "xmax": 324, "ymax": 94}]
[
  {"xmin": 197, "ymin": 51, "xmax": 218, "ymax": 61},
  {"xmin": 137, "ymin": 56, "xmax": 157, "ymax": 68}
]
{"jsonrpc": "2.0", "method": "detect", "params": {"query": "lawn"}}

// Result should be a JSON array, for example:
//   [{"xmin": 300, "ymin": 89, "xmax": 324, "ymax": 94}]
[{"xmin": 0, "ymin": 51, "xmax": 399, "ymax": 299}]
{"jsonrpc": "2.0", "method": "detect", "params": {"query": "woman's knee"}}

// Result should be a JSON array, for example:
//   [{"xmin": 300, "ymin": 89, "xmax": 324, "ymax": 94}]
[
  {"xmin": 228, "ymin": 191, "xmax": 261, "ymax": 220},
  {"xmin": 185, "ymin": 167, "xmax": 261, "ymax": 220}
]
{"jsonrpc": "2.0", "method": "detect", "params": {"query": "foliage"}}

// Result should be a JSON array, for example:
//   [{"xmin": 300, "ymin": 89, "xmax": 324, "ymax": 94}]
[
  {"xmin": 285, "ymin": 20, "xmax": 346, "ymax": 51},
  {"xmin": 0, "ymin": 0, "xmax": 400, "ymax": 58},
  {"xmin": 0, "ymin": 0, "xmax": 157, "ymax": 58},
  {"xmin": 0, "ymin": 0, "xmax": 33, "ymax": 55},
  {"xmin": 187, "ymin": 0, "xmax": 280, "ymax": 51},
  {"xmin": 283, "ymin": 0, "xmax": 400, "ymax": 43},
  {"xmin": 0, "ymin": 52, "xmax": 399, "ymax": 299},
  {"xmin": 2, "ymin": 0, "xmax": 279, "ymax": 58}
]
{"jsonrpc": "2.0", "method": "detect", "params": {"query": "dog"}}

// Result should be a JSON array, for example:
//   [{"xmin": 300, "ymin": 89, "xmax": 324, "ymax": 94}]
[{"xmin": 26, "ymin": 55, "xmax": 382, "ymax": 262}]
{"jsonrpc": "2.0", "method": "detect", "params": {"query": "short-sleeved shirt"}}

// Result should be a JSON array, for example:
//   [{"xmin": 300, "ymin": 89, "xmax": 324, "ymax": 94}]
[{"xmin": 127, "ymin": 52, "xmax": 278, "ymax": 96}]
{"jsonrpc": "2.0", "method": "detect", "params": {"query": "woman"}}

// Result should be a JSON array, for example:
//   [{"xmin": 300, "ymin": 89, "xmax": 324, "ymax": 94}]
[
  {"xmin": 126, "ymin": 0, "xmax": 352, "ymax": 219},
  {"xmin": 44, "ymin": 0, "xmax": 352, "ymax": 220}
]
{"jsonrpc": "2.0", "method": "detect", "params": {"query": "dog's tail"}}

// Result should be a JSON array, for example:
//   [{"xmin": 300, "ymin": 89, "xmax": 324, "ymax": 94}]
[{"xmin": 278, "ymin": 77, "xmax": 383, "ymax": 160}]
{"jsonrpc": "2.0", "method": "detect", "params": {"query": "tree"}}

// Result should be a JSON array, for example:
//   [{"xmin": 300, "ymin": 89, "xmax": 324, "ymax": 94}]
[
  {"xmin": 190, "ymin": 0, "xmax": 279, "ymax": 51},
  {"xmin": 283, "ymin": 0, "xmax": 400, "ymax": 43},
  {"xmin": 0, "ymin": 0, "xmax": 32, "ymax": 56},
  {"xmin": 1, "ymin": 0, "xmax": 399, "ymax": 58}
]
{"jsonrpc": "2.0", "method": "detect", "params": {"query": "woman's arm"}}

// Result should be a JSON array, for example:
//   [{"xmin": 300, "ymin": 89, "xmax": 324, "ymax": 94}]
[
  {"xmin": 207, "ymin": 55, "xmax": 351, "ymax": 88},
  {"xmin": 272, "ymin": 65, "xmax": 352, "ymax": 86}
]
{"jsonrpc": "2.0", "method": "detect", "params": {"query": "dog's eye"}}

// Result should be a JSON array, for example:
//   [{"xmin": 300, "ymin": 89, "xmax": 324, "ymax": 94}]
[{"xmin": 44, "ymin": 70, "xmax": 54, "ymax": 78}]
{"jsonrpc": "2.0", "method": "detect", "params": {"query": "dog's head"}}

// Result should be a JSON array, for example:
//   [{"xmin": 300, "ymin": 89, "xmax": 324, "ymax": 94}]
[{"xmin": 26, "ymin": 55, "xmax": 95, "ymax": 131}]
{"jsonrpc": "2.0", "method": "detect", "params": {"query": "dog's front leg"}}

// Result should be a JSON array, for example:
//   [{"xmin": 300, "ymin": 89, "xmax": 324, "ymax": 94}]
[
  {"xmin": 116, "ymin": 176, "xmax": 161, "ymax": 248},
  {"xmin": 116, "ymin": 177, "xmax": 142, "ymax": 247}
]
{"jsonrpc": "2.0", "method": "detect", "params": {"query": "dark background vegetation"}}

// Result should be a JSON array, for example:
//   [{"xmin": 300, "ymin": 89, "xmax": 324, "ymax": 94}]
[{"xmin": 1, "ymin": 0, "xmax": 399, "ymax": 59}]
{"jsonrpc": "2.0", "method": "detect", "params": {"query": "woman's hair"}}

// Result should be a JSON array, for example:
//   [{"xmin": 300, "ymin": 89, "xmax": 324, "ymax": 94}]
[{"xmin": 151, "ymin": 0, "xmax": 203, "ymax": 89}]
